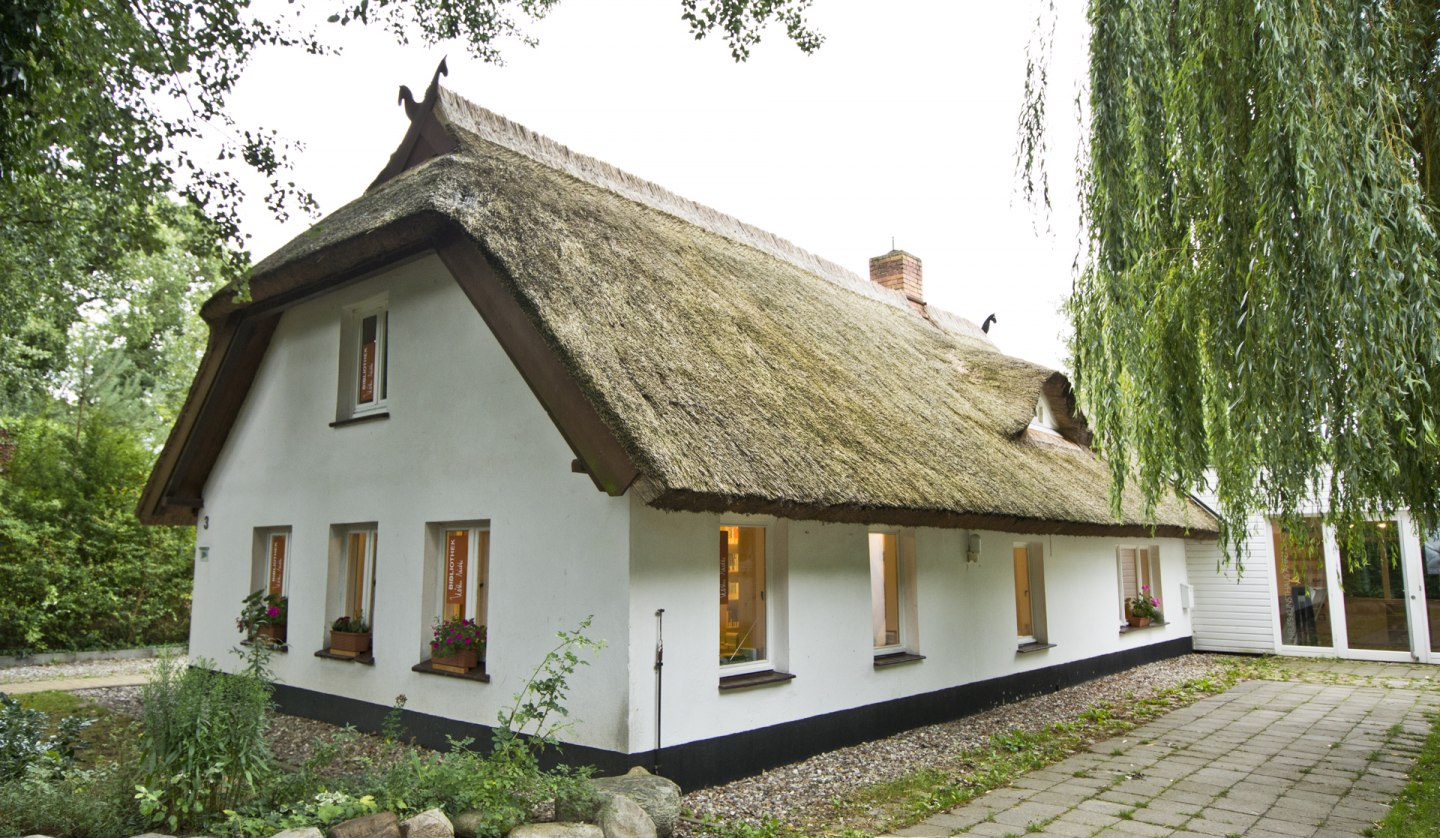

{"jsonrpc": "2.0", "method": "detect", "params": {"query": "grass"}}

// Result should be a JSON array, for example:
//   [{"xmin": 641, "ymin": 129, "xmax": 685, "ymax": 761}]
[
  {"xmin": 13, "ymin": 690, "xmax": 138, "ymax": 767},
  {"xmin": 1366, "ymin": 713, "xmax": 1440, "ymax": 838}
]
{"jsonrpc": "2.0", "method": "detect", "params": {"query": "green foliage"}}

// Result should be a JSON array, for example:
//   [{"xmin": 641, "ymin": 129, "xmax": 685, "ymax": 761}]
[
  {"xmin": 492, "ymin": 615, "xmax": 605, "ymax": 764},
  {"xmin": 0, "ymin": 413, "xmax": 195, "ymax": 654},
  {"xmin": 1021, "ymin": 2, "xmax": 1440, "ymax": 561},
  {"xmin": 137, "ymin": 656, "xmax": 274, "ymax": 831},
  {"xmin": 429, "ymin": 616, "xmax": 485, "ymax": 658},
  {"xmin": 0, "ymin": 763, "xmax": 147, "ymax": 838},
  {"xmin": 218, "ymin": 790, "xmax": 379, "ymax": 837},
  {"xmin": 0, "ymin": 693, "xmax": 92, "ymax": 782},
  {"xmin": 381, "ymin": 694, "xmax": 408, "ymax": 745}
]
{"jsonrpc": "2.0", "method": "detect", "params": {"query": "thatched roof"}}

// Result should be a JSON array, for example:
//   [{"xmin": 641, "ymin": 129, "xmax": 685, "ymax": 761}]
[{"xmin": 142, "ymin": 80, "xmax": 1214, "ymax": 537}]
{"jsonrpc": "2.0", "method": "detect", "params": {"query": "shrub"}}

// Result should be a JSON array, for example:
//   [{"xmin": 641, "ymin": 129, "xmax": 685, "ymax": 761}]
[
  {"xmin": 0, "ymin": 693, "xmax": 92, "ymax": 781},
  {"xmin": 136, "ymin": 656, "xmax": 273, "ymax": 832}
]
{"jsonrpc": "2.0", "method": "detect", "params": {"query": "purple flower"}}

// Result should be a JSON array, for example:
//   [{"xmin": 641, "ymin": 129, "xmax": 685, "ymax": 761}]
[{"xmin": 266, "ymin": 607, "xmax": 280, "ymax": 618}]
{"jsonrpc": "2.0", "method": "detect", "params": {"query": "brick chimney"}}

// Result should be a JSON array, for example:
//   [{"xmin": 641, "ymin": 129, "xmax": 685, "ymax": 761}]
[{"xmin": 869, "ymin": 249, "xmax": 924, "ymax": 312}]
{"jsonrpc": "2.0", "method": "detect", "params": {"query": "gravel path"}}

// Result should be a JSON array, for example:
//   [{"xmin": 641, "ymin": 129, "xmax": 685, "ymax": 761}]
[
  {"xmin": 676, "ymin": 653, "xmax": 1238, "ymax": 835},
  {"xmin": 0, "ymin": 655, "xmax": 184, "ymax": 684}
]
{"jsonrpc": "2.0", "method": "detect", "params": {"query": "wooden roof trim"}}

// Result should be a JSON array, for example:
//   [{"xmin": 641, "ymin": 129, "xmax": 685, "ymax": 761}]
[
  {"xmin": 645, "ymin": 488, "xmax": 1218, "ymax": 539},
  {"xmin": 138, "ymin": 313, "xmax": 281, "ymax": 524},
  {"xmin": 368, "ymin": 59, "xmax": 460, "ymax": 192},
  {"xmin": 436, "ymin": 237, "xmax": 641, "ymax": 496}
]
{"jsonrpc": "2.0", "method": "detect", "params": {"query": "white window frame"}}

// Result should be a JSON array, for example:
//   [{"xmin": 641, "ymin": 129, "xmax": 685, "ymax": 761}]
[
  {"xmin": 341, "ymin": 526, "xmax": 378, "ymax": 626},
  {"xmin": 1117, "ymin": 545, "xmax": 1163, "ymax": 623},
  {"xmin": 338, "ymin": 295, "xmax": 389, "ymax": 420},
  {"xmin": 1014, "ymin": 541, "xmax": 1048, "ymax": 645},
  {"xmin": 870, "ymin": 529, "xmax": 920, "ymax": 656},
  {"xmin": 720, "ymin": 523, "xmax": 772, "ymax": 676},
  {"xmin": 1030, "ymin": 395, "xmax": 1061, "ymax": 435}
]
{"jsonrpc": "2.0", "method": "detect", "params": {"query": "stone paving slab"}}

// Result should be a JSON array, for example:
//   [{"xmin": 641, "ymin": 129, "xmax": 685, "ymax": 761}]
[{"xmin": 879, "ymin": 660, "xmax": 1439, "ymax": 838}]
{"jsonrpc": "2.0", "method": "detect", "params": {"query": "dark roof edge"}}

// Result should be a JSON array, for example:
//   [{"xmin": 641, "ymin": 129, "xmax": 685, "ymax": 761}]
[{"xmin": 644, "ymin": 488, "xmax": 1221, "ymax": 539}]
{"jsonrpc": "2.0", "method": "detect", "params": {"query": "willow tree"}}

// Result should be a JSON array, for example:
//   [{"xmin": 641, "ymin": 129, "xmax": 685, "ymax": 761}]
[{"xmin": 1022, "ymin": 1, "xmax": 1440, "ymax": 557}]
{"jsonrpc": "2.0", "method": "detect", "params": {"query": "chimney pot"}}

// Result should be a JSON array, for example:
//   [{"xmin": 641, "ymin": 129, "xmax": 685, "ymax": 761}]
[{"xmin": 869, "ymin": 249, "xmax": 924, "ymax": 310}]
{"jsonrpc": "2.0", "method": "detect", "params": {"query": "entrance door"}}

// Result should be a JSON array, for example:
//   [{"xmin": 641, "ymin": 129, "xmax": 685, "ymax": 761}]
[{"xmin": 1337, "ymin": 521, "xmax": 1410, "ymax": 653}]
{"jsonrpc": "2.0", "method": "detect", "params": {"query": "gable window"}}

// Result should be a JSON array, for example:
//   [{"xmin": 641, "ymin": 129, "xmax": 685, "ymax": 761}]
[
  {"xmin": 720, "ymin": 525, "xmax": 767, "ymax": 670},
  {"xmin": 1031, "ymin": 396, "xmax": 1060, "ymax": 434},
  {"xmin": 1013, "ymin": 542, "xmax": 1049, "ymax": 647},
  {"xmin": 337, "ymin": 296, "xmax": 389, "ymax": 421},
  {"xmin": 1117, "ymin": 546, "xmax": 1163, "ymax": 624}
]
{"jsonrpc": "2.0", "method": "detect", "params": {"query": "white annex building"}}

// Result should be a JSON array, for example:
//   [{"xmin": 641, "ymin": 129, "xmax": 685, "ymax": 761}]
[
  {"xmin": 1187, "ymin": 496, "xmax": 1440, "ymax": 665},
  {"xmin": 142, "ymin": 68, "xmax": 1221, "ymax": 789}
]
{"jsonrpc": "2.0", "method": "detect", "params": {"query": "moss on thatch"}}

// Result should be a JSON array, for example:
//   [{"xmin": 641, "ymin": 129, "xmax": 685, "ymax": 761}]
[{"xmin": 229, "ymin": 89, "xmax": 1212, "ymax": 536}]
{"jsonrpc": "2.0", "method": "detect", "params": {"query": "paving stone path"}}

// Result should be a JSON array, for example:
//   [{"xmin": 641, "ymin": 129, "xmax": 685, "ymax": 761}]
[{"xmin": 887, "ymin": 660, "xmax": 1439, "ymax": 838}]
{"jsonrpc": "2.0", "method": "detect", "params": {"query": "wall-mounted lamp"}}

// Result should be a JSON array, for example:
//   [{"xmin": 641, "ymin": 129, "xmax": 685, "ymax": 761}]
[{"xmin": 966, "ymin": 533, "xmax": 982, "ymax": 564}]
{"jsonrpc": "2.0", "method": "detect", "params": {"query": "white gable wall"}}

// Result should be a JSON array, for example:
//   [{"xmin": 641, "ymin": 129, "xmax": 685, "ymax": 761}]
[
  {"xmin": 191, "ymin": 253, "xmax": 633, "ymax": 752},
  {"xmin": 624, "ymin": 499, "xmax": 1192, "ymax": 753}
]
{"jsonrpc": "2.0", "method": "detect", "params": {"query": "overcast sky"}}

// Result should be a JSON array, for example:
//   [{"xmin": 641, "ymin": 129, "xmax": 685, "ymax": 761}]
[{"xmin": 224, "ymin": 1, "xmax": 1089, "ymax": 371}]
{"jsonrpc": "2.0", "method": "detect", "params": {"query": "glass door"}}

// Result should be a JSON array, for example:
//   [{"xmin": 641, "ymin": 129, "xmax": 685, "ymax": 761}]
[
  {"xmin": 1338, "ymin": 521, "xmax": 1410, "ymax": 652},
  {"xmin": 1423, "ymin": 530, "xmax": 1440, "ymax": 654},
  {"xmin": 1271, "ymin": 519, "xmax": 1333, "ymax": 648}
]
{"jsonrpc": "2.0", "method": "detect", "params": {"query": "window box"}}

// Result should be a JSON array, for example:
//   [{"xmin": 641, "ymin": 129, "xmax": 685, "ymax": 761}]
[
  {"xmin": 411, "ymin": 659, "xmax": 490, "ymax": 682},
  {"xmin": 257, "ymin": 623, "xmax": 287, "ymax": 645},
  {"xmin": 329, "ymin": 629, "xmax": 372, "ymax": 658},
  {"xmin": 431, "ymin": 649, "xmax": 479, "ymax": 674}
]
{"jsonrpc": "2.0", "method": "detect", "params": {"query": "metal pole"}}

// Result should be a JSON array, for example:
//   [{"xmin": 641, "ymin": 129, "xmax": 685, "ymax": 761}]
[{"xmin": 653, "ymin": 608, "xmax": 665, "ymax": 775}]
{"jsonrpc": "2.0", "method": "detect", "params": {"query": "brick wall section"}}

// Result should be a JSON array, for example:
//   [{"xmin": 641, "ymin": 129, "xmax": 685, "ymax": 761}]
[{"xmin": 869, "ymin": 250, "xmax": 923, "ymax": 303}]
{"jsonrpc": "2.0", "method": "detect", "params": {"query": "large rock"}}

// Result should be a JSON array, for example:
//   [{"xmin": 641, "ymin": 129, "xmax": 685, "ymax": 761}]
[
  {"xmin": 400, "ymin": 809, "xmax": 453, "ymax": 838},
  {"xmin": 328, "ymin": 812, "xmax": 402, "ymax": 838},
  {"xmin": 270, "ymin": 830, "xmax": 324, "ymax": 838},
  {"xmin": 452, "ymin": 810, "xmax": 484, "ymax": 838},
  {"xmin": 507, "ymin": 825, "xmax": 603, "ymax": 838},
  {"xmin": 561, "ymin": 767, "xmax": 680, "ymax": 838},
  {"xmin": 597, "ymin": 795, "xmax": 656, "ymax": 838}
]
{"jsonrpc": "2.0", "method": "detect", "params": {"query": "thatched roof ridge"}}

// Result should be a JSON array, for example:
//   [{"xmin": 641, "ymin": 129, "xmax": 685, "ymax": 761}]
[{"xmin": 164, "ymin": 86, "xmax": 1214, "ymax": 536}]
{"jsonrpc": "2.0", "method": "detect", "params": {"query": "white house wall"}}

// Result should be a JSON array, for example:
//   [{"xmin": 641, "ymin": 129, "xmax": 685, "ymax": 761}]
[
  {"xmin": 191, "ymin": 253, "xmax": 633, "ymax": 752},
  {"xmin": 625, "ymin": 500, "xmax": 1191, "ymax": 754}
]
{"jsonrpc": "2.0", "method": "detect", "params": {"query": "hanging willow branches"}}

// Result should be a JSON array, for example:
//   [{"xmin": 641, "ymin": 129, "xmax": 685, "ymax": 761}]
[{"xmin": 1022, "ymin": 1, "xmax": 1440, "ymax": 559}]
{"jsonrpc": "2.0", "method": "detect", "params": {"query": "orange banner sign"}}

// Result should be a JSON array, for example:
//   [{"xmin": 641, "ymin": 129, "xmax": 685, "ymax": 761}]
[
  {"xmin": 358, "ymin": 341, "xmax": 376, "ymax": 403},
  {"xmin": 268, "ymin": 535, "xmax": 286, "ymax": 595},
  {"xmin": 445, "ymin": 530, "xmax": 469, "ymax": 605}
]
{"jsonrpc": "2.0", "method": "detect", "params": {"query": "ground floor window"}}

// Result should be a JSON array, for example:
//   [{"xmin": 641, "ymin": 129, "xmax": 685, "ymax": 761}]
[
  {"xmin": 720, "ymin": 525, "xmax": 767, "ymax": 668},
  {"xmin": 421, "ymin": 521, "xmax": 489, "ymax": 675},
  {"xmin": 341, "ymin": 527, "xmax": 378, "ymax": 625},
  {"xmin": 1117, "ymin": 545, "xmax": 1163, "ymax": 624},
  {"xmin": 247, "ymin": 527, "xmax": 290, "ymax": 645},
  {"xmin": 1013, "ymin": 542, "xmax": 1047, "ymax": 644},
  {"xmin": 870, "ymin": 532, "xmax": 901, "ymax": 649}
]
